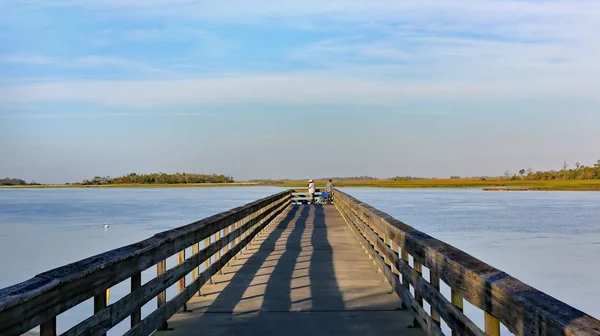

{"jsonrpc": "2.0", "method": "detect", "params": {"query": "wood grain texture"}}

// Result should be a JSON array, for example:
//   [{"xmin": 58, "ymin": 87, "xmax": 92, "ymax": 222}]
[
  {"xmin": 337, "ymin": 199, "xmax": 483, "ymax": 336},
  {"xmin": 40, "ymin": 318, "xmax": 56, "ymax": 336},
  {"xmin": 336, "ymin": 201, "xmax": 443, "ymax": 336},
  {"xmin": 131, "ymin": 273, "xmax": 141, "ymax": 328},
  {"xmin": 123, "ymin": 199, "xmax": 289, "ymax": 336},
  {"xmin": 59, "ymin": 196, "xmax": 290, "ymax": 336},
  {"xmin": 334, "ymin": 189, "xmax": 600, "ymax": 336},
  {"xmin": 0, "ymin": 191, "xmax": 291, "ymax": 336}
]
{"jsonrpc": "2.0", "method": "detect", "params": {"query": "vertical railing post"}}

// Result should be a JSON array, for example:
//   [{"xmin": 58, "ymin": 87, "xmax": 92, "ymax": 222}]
[
  {"xmin": 233, "ymin": 221, "xmax": 239, "ymax": 260},
  {"xmin": 388, "ymin": 238, "xmax": 400, "ymax": 296},
  {"xmin": 94, "ymin": 289, "xmax": 107, "ymax": 336},
  {"xmin": 204, "ymin": 236, "xmax": 212, "ymax": 285},
  {"xmin": 237, "ymin": 219, "xmax": 242, "ymax": 245},
  {"xmin": 401, "ymin": 249, "xmax": 410, "ymax": 306},
  {"xmin": 177, "ymin": 250, "xmax": 187, "ymax": 312},
  {"xmin": 215, "ymin": 229, "xmax": 223, "ymax": 275},
  {"xmin": 430, "ymin": 271, "xmax": 441, "ymax": 326},
  {"xmin": 131, "ymin": 273, "xmax": 141, "ymax": 328},
  {"xmin": 157, "ymin": 260, "xmax": 168, "ymax": 330},
  {"xmin": 192, "ymin": 242, "xmax": 200, "ymax": 282},
  {"xmin": 451, "ymin": 289, "xmax": 464, "ymax": 336},
  {"xmin": 223, "ymin": 224, "xmax": 231, "ymax": 269},
  {"xmin": 485, "ymin": 312, "xmax": 501, "ymax": 336},
  {"xmin": 40, "ymin": 317, "xmax": 57, "ymax": 336},
  {"xmin": 215, "ymin": 230, "xmax": 221, "ymax": 261},
  {"xmin": 412, "ymin": 261, "xmax": 424, "ymax": 328}
]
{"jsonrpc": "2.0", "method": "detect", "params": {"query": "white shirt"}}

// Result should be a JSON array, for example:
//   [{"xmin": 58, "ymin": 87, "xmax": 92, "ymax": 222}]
[
  {"xmin": 325, "ymin": 182, "xmax": 334, "ymax": 192},
  {"xmin": 308, "ymin": 182, "xmax": 315, "ymax": 194}
]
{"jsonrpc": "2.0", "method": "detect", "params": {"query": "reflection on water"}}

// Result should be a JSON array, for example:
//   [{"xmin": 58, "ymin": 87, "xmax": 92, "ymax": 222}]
[{"xmin": 1, "ymin": 187, "xmax": 599, "ymax": 334}]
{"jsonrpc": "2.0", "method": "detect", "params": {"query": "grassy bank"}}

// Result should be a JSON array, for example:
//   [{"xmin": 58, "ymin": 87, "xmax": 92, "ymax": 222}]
[
  {"xmin": 277, "ymin": 178, "xmax": 600, "ymax": 191},
  {"xmin": 2, "ymin": 179, "xmax": 600, "ymax": 191}
]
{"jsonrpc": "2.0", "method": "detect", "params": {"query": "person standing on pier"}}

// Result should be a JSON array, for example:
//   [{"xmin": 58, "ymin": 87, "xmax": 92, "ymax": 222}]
[
  {"xmin": 308, "ymin": 179, "xmax": 316, "ymax": 204},
  {"xmin": 325, "ymin": 179, "xmax": 334, "ymax": 204}
]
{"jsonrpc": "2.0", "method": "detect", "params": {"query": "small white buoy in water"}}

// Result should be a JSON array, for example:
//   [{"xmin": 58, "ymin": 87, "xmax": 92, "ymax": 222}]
[{"xmin": 104, "ymin": 224, "xmax": 109, "ymax": 229}]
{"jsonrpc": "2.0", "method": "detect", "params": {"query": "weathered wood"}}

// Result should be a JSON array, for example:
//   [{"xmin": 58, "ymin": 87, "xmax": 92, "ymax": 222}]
[
  {"xmin": 40, "ymin": 318, "xmax": 56, "ymax": 336},
  {"xmin": 413, "ymin": 261, "xmax": 424, "ymax": 328},
  {"xmin": 94, "ymin": 291, "xmax": 107, "ymax": 336},
  {"xmin": 203, "ymin": 236, "xmax": 211, "ymax": 286},
  {"xmin": 485, "ymin": 312, "xmax": 501, "ymax": 336},
  {"xmin": 337, "ymin": 199, "xmax": 483, "ymax": 336},
  {"xmin": 60, "ymin": 196, "xmax": 290, "ymax": 336},
  {"xmin": 123, "ymin": 198, "xmax": 289, "ymax": 336},
  {"xmin": 451, "ymin": 289, "xmax": 464, "ymax": 312},
  {"xmin": 177, "ymin": 250, "xmax": 187, "ymax": 313},
  {"xmin": 156, "ymin": 260, "xmax": 168, "ymax": 331},
  {"xmin": 223, "ymin": 226, "xmax": 229, "ymax": 255},
  {"xmin": 191, "ymin": 243, "xmax": 199, "ymax": 282},
  {"xmin": 389, "ymin": 240, "xmax": 400, "ymax": 276},
  {"xmin": 215, "ymin": 230, "xmax": 221, "ymax": 261},
  {"xmin": 335, "ymin": 189, "xmax": 600, "ymax": 336},
  {"xmin": 451, "ymin": 290, "xmax": 465, "ymax": 336},
  {"xmin": 0, "ymin": 191, "xmax": 291, "ymax": 336},
  {"xmin": 131, "ymin": 273, "xmax": 141, "ymax": 328},
  {"xmin": 401, "ymin": 249, "xmax": 410, "ymax": 304},
  {"xmin": 336, "ymin": 201, "xmax": 443, "ymax": 336},
  {"xmin": 430, "ymin": 271, "xmax": 442, "ymax": 326}
]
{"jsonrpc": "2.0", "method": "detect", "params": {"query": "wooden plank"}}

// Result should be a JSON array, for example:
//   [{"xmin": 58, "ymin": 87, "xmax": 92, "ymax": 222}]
[
  {"xmin": 484, "ymin": 312, "xmax": 501, "ymax": 336},
  {"xmin": 60, "ymin": 197, "xmax": 290, "ymax": 336},
  {"xmin": 337, "ymin": 197, "xmax": 484, "ymax": 336},
  {"xmin": 336, "ymin": 201, "xmax": 443, "ymax": 336},
  {"xmin": 401, "ymin": 249, "xmax": 410, "ymax": 309},
  {"xmin": 131, "ymin": 273, "xmax": 141, "ymax": 328},
  {"xmin": 334, "ymin": 189, "xmax": 600, "ymax": 336},
  {"xmin": 156, "ymin": 260, "xmax": 168, "ymax": 331},
  {"xmin": 123, "ymin": 199, "xmax": 289, "ymax": 336},
  {"xmin": 0, "ymin": 191, "xmax": 292, "ymax": 336},
  {"xmin": 40, "ymin": 317, "xmax": 56, "ymax": 336},
  {"xmin": 203, "ymin": 236, "xmax": 211, "ymax": 286},
  {"xmin": 177, "ymin": 250, "xmax": 187, "ymax": 313},
  {"xmin": 191, "ymin": 243, "xmax": 199, "ymax": 282},
  {"xmin": 94, "ymin": 292, "xmax": 107, "ymax": 336},
  {"xmin": 413, "ymin": 261, "xmax": 424, "ymax": 328},
  {"xmin": 430, "ymin": 271, "xmax": 442, "ymax": 326}
]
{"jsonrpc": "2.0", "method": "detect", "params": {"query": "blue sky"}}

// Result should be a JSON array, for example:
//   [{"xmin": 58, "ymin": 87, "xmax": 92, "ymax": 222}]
[{"xmin": 1, "ymin": 0, "xmax": 600, "ymax": 183}]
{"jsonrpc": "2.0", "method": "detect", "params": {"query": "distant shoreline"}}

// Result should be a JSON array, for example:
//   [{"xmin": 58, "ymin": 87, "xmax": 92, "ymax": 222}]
[{"xmin": 2, "ymin": 178, "xmax": 600, "ymax": 191}]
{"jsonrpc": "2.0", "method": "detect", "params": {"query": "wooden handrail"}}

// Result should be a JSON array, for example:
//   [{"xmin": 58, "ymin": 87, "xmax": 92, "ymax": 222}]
[
  {"xmin": 333, "ymin": 188, "xmax": 600, "ymax": 336},
  {"xmin": 0, "ymin": 191, "xmax": 291, "ymax": 336}
]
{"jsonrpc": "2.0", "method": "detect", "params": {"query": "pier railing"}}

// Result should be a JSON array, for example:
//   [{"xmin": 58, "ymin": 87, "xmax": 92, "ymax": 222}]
[
  {"xmin": 290, "ymin": 188, "xmax": 324, "ymax": 204},
  {"xmin": 334, "ymin": 189, "xmax": 600, "ymax": 336},
  {"xmin": 0, "ymin": 191, "xmax": 291, "ymax": 336}
]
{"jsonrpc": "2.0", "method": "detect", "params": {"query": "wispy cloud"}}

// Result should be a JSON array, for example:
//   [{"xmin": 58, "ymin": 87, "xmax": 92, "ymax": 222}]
[
  {"xmin": 2, "ymin": 0, "xmax": 599, "ymax": 113},
  {"xmin": 0, "ymin": 54, "xmax": 174, "ymax": 75},
  {"xmin": 2, "ymin": 72, "xmax": 598, "ymax": 112}
]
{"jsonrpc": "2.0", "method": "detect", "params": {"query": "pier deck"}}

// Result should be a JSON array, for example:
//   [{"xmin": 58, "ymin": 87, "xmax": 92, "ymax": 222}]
[{"xmin": 157, "ymin": 205, "xmax": 422, "ymax": 336}]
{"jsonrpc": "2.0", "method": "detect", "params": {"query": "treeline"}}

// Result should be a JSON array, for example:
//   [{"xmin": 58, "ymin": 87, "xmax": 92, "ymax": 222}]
[
  {"xmin": 1, "ymin": 178, "xmax": 40, "ymax": 186},
  {"xmin": 1, "ymin": 177, "xmax": 27, "ymax": 186},
  {"xmin": 78, "ymin": 173, "xmax": 234, "ymax": 185},
  {"xmin": 512, "ymin": 160, "xmax": 600, "ymax": 180}
]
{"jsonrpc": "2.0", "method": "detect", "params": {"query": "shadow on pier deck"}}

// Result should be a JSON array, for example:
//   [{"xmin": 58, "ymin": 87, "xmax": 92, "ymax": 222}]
[{"xmin": 156, "ymin": 205, "xmax": 422, "ymax": 336}]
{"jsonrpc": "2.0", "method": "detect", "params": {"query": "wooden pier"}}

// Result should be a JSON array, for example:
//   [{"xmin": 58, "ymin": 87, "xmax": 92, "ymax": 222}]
[{"xmin": 0, "ymin": 189, "xmax": 599, "ymax": 336}]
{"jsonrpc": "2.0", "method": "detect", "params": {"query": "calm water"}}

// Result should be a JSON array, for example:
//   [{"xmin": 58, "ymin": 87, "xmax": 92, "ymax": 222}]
[{"xmin": 1, "ymin": 187, "xmax": 599, "ymax": 334}]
